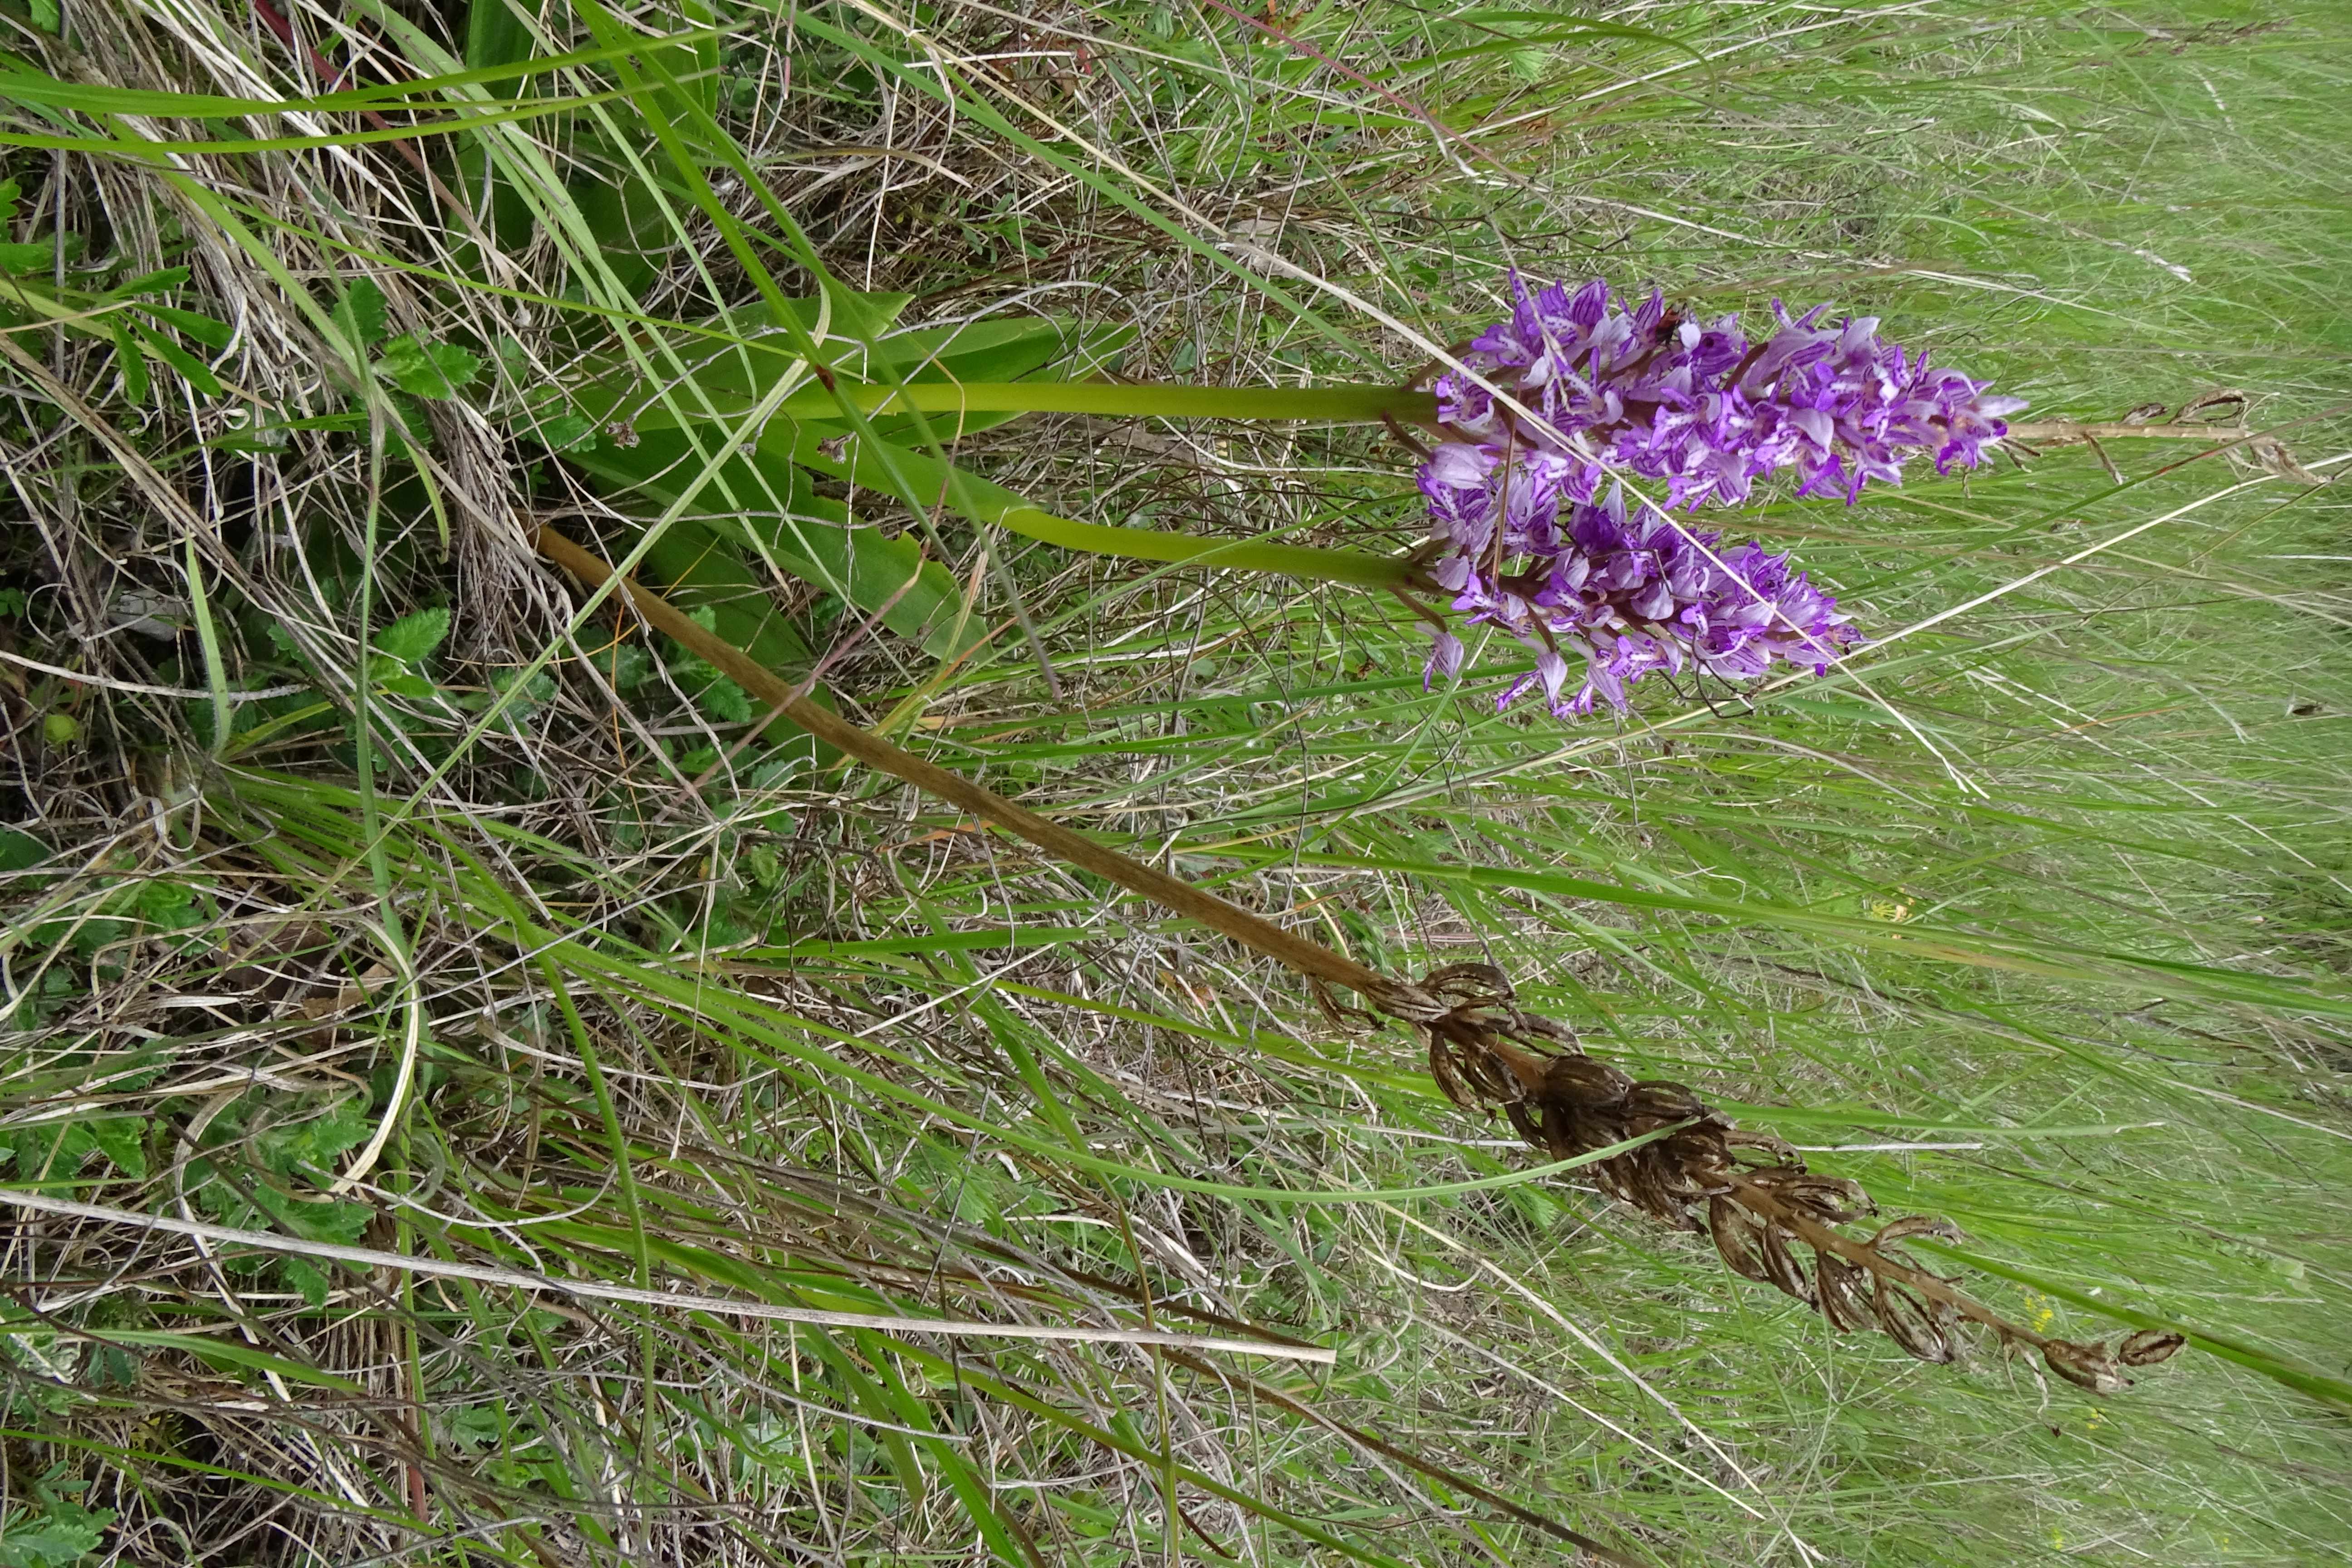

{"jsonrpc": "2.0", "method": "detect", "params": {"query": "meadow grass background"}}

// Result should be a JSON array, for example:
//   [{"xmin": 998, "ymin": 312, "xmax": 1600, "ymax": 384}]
[{"xmin": 1, "ymin": 1, "xmax": 2348, "ymax": 1563}]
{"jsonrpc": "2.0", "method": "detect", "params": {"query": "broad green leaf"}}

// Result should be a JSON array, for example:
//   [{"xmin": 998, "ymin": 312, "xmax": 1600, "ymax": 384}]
[
  {"xmin": 571, "ymin": 289, "xmax": 916, "ymax": 410},
  {"xmin": 0, "ymin": 29, "xmax": 714, "ymax": 117},
  {"xmin": 864, "ymin": 319, "xmax": 1135, "ymax": 442},
  {"xmin": 642, "ymin": 527, "xmax": 810, "ymax": 670},
  {"xmin": 563, "ymin": 140, "xmax": 672, "ymax": 298},
  {"xmin": 128, "ymin": 323, "xmax": 221, "ymax": 397},
  {"xmin": 0, "ymin": 826, "xmax": 47, "ymax": 870},
  {"xmin": 615, "ymin": 314, "xmax": 1124, "ymax": 433},
  {"xmin": 111, "ymin": 266, "xmax": 189, "ymax": 297},
  {"xmin": 784, "ymin": 424, "xmax": 1412, "ymax": 589},
  {"xmin": 377, "ymin": 671, "xmax": 437, "ymax": 700},
  {"xmin": 464, "ymin": 0, "xmax": 534, "ymax": 73},
  {"xmin": 564, "ymin": 432, "xmax": 980, "ymax": 658},
  {"xmin": 140, "ymin": 303, "xmax": 233, "ymax": 348}
]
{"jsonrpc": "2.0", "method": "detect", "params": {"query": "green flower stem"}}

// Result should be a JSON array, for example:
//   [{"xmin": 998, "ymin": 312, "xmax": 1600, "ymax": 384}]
[
  {"xmin": 787, "ymin": 430, "xmax": 1419, "ymax": 591},
  {"xmin": 778, "ymin": 381, "xmax": 1441, "ymax": 426},
  {"xmin": 992, "ymin": 506, "xmax": 1416, "ymax": 589}
]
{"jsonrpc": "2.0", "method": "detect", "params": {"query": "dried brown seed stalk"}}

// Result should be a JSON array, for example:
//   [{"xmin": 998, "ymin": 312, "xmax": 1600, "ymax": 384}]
[
  {"xmin": 1396, "ymin": 962, "xmax": 2185, "ymax": 1394},
  {"xmin": 534, "ymin": 530, "xmax": 2185, "ymax": 1400}
]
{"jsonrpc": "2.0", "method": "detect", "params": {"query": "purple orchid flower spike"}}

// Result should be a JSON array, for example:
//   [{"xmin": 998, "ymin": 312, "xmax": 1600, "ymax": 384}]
[
  {"xmin": 1429, "ymin": 274, "xmax": 2025, "ymax": 512},
  {"xmin": 1410, "ymin": 275, "xmax": 2014, "ymax": 717}
]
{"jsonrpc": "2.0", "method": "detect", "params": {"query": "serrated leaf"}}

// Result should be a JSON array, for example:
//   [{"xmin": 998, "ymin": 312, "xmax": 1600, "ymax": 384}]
[
  {"xmin": 265, "ymin": 1099, "xmax": 372, "ymax": 1183},
  {"xmin": 376, "ymin": 607, "xmax": 450, "ymax": 664},
  {"xmin": 492, "ymin": 667, "xmax": 556, "ymax": 709},
  {"xmin": 0, "ymin": 240, "xmax": 60, "ymax": 274},
  {"xmin": 377, "ymin": 333, "xmax": 481, "ymax": 399},
  {"xmin": 697, "ymin": 676, "xmax": 752, "ymax": 725},
  {"xmin": 531, "ymin": 411, "xmax": 596, "ymax": 452},
  {"xmin": 85, "ymin": 1119, "xmax": 146, "ymax": 1178},
  {"xmin": 282, "ymin": 1198, "xmax": 371, "ymax": 1245},
  {"xmin": 88, "ymin": 1342, "xmax": 138, "ymax": 1388},
  {"xmin": 334, "ymin": 276, "xmax": 388, "ymax": 350},
  {"xmin": 4, "ymin": 1123, "xmax": 93, "ymax": 1186},
  {"xmin": 0, "ymin": 1518, "xmax": 102, "ymax": 1568},
  {"xmin": 132, "ymin": 879, "xmax": 201, "ymax": 931},
  {"xmin": 282, "ymin": 1258, "xmax": 331, "ymax": 1308},
  {"xmin": 606, "ymin": 642, "xmax": 653, "ymax": 693}
]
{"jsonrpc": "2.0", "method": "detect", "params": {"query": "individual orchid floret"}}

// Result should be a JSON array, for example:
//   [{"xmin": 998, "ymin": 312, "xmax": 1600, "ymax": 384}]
[{"xmin": 1430, "ymin": 276, "xmax": 2025, "ymax": 511}]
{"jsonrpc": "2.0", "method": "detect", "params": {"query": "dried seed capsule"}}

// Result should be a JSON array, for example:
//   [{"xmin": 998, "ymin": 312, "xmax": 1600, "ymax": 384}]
[
  {"xmin": 1873, "ymin": 1284, "xmax": 1955, "ymax": 1363},
  {"xmin": 1709, "ymin": 1197, "xmax": 1773, "ymax": 1284},
  {"xmin": 1544, "ymin": 1054, "xmax": 1634, "ymax": 1105},
  {"xmin": 2043, "ymin": 1341, "xmax": 2129, "ymax": 1396},
  {"xmin": 2117, "ymin": 1330, "xmax": 2187, "ymax": 1367},
  {"xmin": 1758, "ymin": 1220, "xmax": 1817, "ymax": 1306},
  {"xmin": 1815, "ymin": 1252, "xmax": 1875, "ymax": 1333}
]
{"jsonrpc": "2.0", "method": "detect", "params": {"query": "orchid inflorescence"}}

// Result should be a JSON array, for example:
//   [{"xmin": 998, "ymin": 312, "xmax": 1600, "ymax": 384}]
[{"xmin": 1417, "ymin": 274, "xmax": 2024, "ymax": 719}]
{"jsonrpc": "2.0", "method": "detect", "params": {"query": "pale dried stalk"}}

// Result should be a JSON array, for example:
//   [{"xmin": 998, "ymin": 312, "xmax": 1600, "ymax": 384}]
[
  {"xmin": 0, "ymin": 1191, "xmax": 1335, "ymax": 1362},
  {"xmin": 2005, "ymin": 421, "xmax": 2247, "ymax": 442}
]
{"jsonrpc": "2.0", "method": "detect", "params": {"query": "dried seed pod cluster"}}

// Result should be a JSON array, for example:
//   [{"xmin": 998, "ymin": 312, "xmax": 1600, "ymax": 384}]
[{"xmin": 1393, "ymin": 964, "xmax": 2186, "ymax": 1396}]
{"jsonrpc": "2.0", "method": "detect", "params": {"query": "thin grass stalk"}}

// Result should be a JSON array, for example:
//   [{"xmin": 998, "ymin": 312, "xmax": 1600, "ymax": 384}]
[
  {"xmin": 774, "ymin": 381, "xmax": 1441, "ymax": 423},
  {"xmin": 534, "ymin": 525, "xmax": 2191, "ymax": 1399},
  {"xmin": 760, "ymin": 377, "xmax": 2261, "ymax": 452}
]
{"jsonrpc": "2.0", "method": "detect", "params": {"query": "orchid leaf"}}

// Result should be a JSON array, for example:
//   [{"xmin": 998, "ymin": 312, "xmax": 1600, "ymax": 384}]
[{"xmin": 563, "ymin": 430, "xmax": 979, "ymax": 657}]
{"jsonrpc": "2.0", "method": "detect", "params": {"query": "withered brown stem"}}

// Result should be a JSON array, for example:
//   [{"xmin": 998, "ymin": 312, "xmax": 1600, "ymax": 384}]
[
  {"xmin": 534, "ymin": 528, "xmax": 2183, "ymax": 1401},
  {"xmin": 535, "ymin": 525, "xmax": 1394, "ymax": 1005}
]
